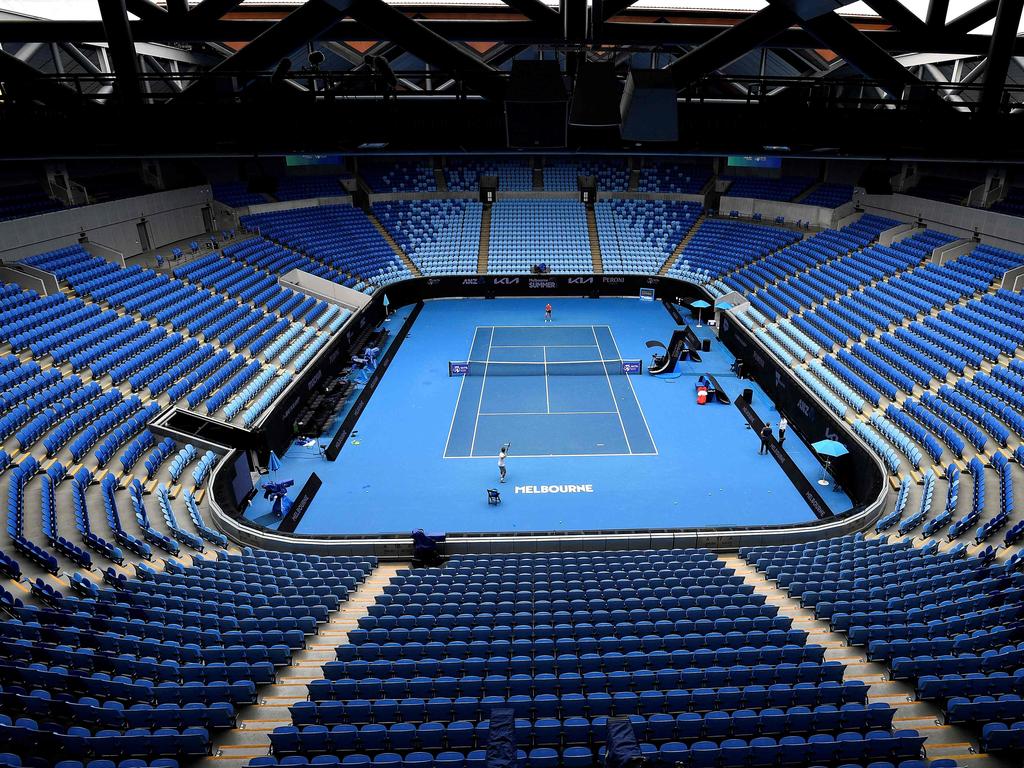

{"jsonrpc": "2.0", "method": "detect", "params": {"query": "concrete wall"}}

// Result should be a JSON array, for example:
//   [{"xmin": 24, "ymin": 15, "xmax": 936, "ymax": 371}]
[
  {"xmin": 280, "ymin": 268, "xmax": 371, "ymax": 311},
  {"xmin": 856, "ymin": 192, "xmax": 1024, "ymax": 252},
  {"xmin": 717, "ymin": 196, "xmax": 836, "ymax": 229},
  {"xmin": 0, "ymin": 185, "xmax": 213, "ymax": 263},
  {"xmin": 242, "ymin": 196, "xmax": 352, "ymax": 216}
]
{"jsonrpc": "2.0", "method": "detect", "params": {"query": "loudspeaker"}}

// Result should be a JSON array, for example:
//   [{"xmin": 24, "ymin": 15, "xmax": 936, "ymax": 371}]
[
  {"xmin": 505, "ymin": 60, "xmax": 568, "ymax": 148},
  {"xmin": 479, "ymin": 174, "xmax": 498, "ymax": 204},
  {"xmin": 579, "ymin": 174, "xmax": 597, "ymax": 205},
  {"xmin": 569, "ymin": 60, "xmax": 622, "ymax": 127},
  {"xmin": 620, "ymin": 69, "xmax": 678, "ymax": 142},
  {"xmin": 742, "ymin": 388, "xmax": 753, "ymax": 403}
]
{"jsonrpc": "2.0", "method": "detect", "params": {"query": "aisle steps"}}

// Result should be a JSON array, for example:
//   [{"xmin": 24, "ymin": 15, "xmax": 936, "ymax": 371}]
[{"xmin": 198, "ymin": 563, "xmax": 404, "ymax": 768}]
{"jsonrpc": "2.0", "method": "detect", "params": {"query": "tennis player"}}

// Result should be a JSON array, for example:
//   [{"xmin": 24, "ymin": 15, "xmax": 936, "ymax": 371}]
[
  {"xmin": 498, "ymin": 445, "xmax": 508, "ymax": 483},
  {"xmin": 544, "ymin": 303, "xmax": 553, "ymax": 323}
]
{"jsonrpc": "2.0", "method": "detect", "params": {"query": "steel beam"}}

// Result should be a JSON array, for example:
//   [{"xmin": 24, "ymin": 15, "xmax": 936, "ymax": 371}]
[
  {"xmin": 667, "ymin": 4, "xmax": 798, "ymax": 88},
  {"xmin": 497, "ymin": 0, "xmax": 561, "ymax": 28},
  {"xmin": 0, "ymin": 17, "xmax": 1021, "ymax": 57},
  {"xmin": 97, "ymin": 0, "xmax": 142, "ymax": 104},
  {"xmin": 0, "ymin": 49, "xmax": 92, "ymax": 108},
  {"xmin": 187, "ymin": 0, "xmax": 356, "ymax": 89},
  {"xmin": 60, "ymin": 43, "xmax": 102, "ymax": 74},
  {"xmin": 189, "ymin": 0, "xmax": 247, "ymax": 23},
  {"xmin": 346, "ymin": 0, "xmax": 506, "ymax": 100},
  {"xmin": 979, "ymin": 0, "xmax": 1024, "ymax": 115},
  {"xmin": 800, "ymin": 11, "xmax": 947, "ymax": 103},
  {"xmin": 597, "ymin": 0, "xmax": 640, "ymax": 21},
  {"xmin": 860, "ymin": 0, "xmax": 928, "ymax": 32},
  {"xmin": 125, "ymin": 0, "xmax": 168, "ymax": 22},
  {"xmin": 946, "ymin": 0, "xmax": 998, "ymax": 35},
  {"xmin": 13, "ymin": 42, "xmax": 44, "ymax": 62},
  {"xmin": 926, "ymin": 0, "xmax": 949, "ymax": 28}
]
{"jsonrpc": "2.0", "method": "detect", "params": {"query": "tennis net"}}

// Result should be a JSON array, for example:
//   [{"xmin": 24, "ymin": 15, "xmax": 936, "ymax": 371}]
[{"xmin": 449, "ymin": 359, "xmax": 642, "ymax": 377}]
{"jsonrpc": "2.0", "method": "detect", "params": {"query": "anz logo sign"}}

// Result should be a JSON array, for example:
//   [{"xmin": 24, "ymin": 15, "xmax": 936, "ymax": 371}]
[
  {"xmin": 493, "ymin": 277, "xmax": 520, "ymax": 286},
  {"xmin": 797, "ymin": 398, "xmax": 813, "ymax": 419},
  {"xmin": 568, "ymin": 277, "xmax": 594, "ymax": 285}
]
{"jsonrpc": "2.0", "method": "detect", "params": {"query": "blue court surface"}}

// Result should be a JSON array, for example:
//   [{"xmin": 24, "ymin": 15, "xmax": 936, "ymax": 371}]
[
  {"xmin": 444, "ymin": 325, "xmax": 655, "ymax": 458},
  {"xmin": 247, "ymin": 298, "xmax": 851, "ymax": 534}
]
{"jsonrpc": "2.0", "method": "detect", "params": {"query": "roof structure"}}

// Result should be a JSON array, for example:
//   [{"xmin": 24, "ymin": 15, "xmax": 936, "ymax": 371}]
[{"xmin": 0, "ymin": 0, "xmax": 1021, "ymax": 157}]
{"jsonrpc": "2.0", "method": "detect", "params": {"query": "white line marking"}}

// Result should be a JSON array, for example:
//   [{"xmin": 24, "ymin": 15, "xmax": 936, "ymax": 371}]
[
  {"xmin": 442, "ymin": 326, "xmax": 477, "ymax": 459},
  {"xmin": 478, "ymin": 411, "xmax": 619, "ymax": 416},
  {"xmin": 593, "ymin": 324, "xmax": 632, "ymax": 454},
  {"xmin": 468, "ymin": 326, "xmax": 494, "ymax": 457},
  {"xmin": 489, "ymin": 344, "xmax": 599, "ymax": 349},
  {"xmin": 543, "ymin": 345, "xmax": 550, "ymax": 414},
  {"xmin": 448, "ymin": 451, "xmax": 657, "ymax": 459},
  {"xmin": 603, "ymin": 324, "xmax": 659, "ymax": 455}
]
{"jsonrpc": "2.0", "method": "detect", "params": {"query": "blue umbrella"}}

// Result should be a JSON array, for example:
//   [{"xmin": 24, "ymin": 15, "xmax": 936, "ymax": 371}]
[
  {"xmin": 268, "ymin": 451, "xmax": 282, "ymax": 474},
  {"xmin": 812, "ymin": 439, "xmax": 847, "ymax": 487},
  {"xmin": 690, "ymin": 299, "xmax": 711, "ymax": 327},
  {"xmin": 812, "ymin": 439, "xmax": 848, "ymax": 457},
  {"xmin": 714, "ymin": 300, "xmax": 733, "ymax": 310}
]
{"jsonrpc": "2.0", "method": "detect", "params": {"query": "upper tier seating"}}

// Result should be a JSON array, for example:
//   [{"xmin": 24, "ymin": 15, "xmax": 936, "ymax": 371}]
[
  {"xmin": 722, "ymin": 177, "xmax": 815, "ymax": 202},
  {"xmin": 375, "ymin": 200, "xmax": 483, "ymax": 276},
  {"xmin": 241, "ymin": 205, "xmax": 411, "ymax": 289},
  {"xmin": 636, "ymin": 163, "xmax": 712, "ymax": 194},
  {"xmin": 800, "ymin": 184, "xmax": 855, "ymax": 208},
  {"xmin": 446, "ymin": 161, "xmax": 532, "ymax": 192},
  {"xmin": 989, "ymin": 186, "xmax": 1024, "ymax": 218},
  {"xmin": 213, "ymin": 181, "xmax": 267, "ymax": 208},
  {"xmin": 0, "ymin": 183, "xmax": 64, "ymax": 221},
  {"xmin": 487, "ymin": 201, "xmax": 591, "ymax": 274},
  {"xmin": 596, "ymin": 200, "xmax": 702, "ymax": 274},
  {"xmin": 907, "ymin": 176, "xmax": 977, "ymax": 205},
  {"xmin": 361, "ymin": 162, "xmax": 437, "ymax": 193},
  {"xmin": 543, "ymin": 160, "xmax": 629, "ymax": 192},
  {"xmin": 275, "ymin": 175, "xmax": 350, "ymax": 202}
]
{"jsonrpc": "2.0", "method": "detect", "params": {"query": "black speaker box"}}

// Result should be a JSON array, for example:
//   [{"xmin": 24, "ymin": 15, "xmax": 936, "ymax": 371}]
[
  {"xmin": 569, "ymin": 60, "xmax": 622, "ymax": 127},
  {"xmin": 620, "ymin": 69, "xmax": 678, "ymax": 142},
  {"xmin": 505, "ymin": 60, "xmax": 568, "ymax": 148}
]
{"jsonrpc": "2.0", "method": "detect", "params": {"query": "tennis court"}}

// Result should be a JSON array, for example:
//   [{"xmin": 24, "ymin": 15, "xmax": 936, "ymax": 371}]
[{"xmin": 444, "ymin": 325, "xmax": 657, "ymax": 458}]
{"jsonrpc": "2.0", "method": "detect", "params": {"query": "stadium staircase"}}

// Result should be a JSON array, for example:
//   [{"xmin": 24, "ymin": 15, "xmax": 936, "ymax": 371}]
[
  {"xmin": 532, "ymin": 167, "xmax": 544, "ymax": 191},
  {"xmin": 586, "ymin": 207, "xmax": 603, "ymax": 273},
  {"xmin": 720, "ymin": 554, "xmax": 1010, "ymax": 767},
  {"xmin": 658, "ymin": 212, "xmax": 707, "ymax": 275},
  {"xmin": 434, "ymin": 168, "xmax": 448, "ymax": 192},
  {"xmin": 477, "ymin": 205, "xmax": 492, "ymax": 273},
  {"xmin": 627, "ymin": 166, "xmax": 640, "ymax": 192},
  {"xmin": 368, "ymin": 211, "xmax": 422, "ymax": 277},
  {"xmin": 199, "ymin": 563, "xmax": 403, "ymax": 768}
]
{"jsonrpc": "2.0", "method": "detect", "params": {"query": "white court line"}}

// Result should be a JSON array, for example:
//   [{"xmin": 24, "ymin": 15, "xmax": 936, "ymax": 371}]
[
  {"xmin": 468, "ymin": 326, "xmax": 494, "ymax": 458},
  {"xmin": 603, "ymin": 324, "xmax": 659, "ymax": 455},
  {"xmin": 478, "ymin": 411, "xmax": 619, "ymax": 416},
  {"xmin": 489, "ymin": 344, "xmax": 600, "ymax": 349},
  {"xmin": 543, "ymin": 345, "xmax": 550, "ymax": 414},
  {"xmin": 592, "ymin": 325, "xmax": 633, "ymax": 454},
  {"xmin": 446, "ymin": 450, "xmax": 657, "ymax": 459},
  {"xmin": 442, "ymin": 326, "xmax": 477, "ymax": 459}
]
